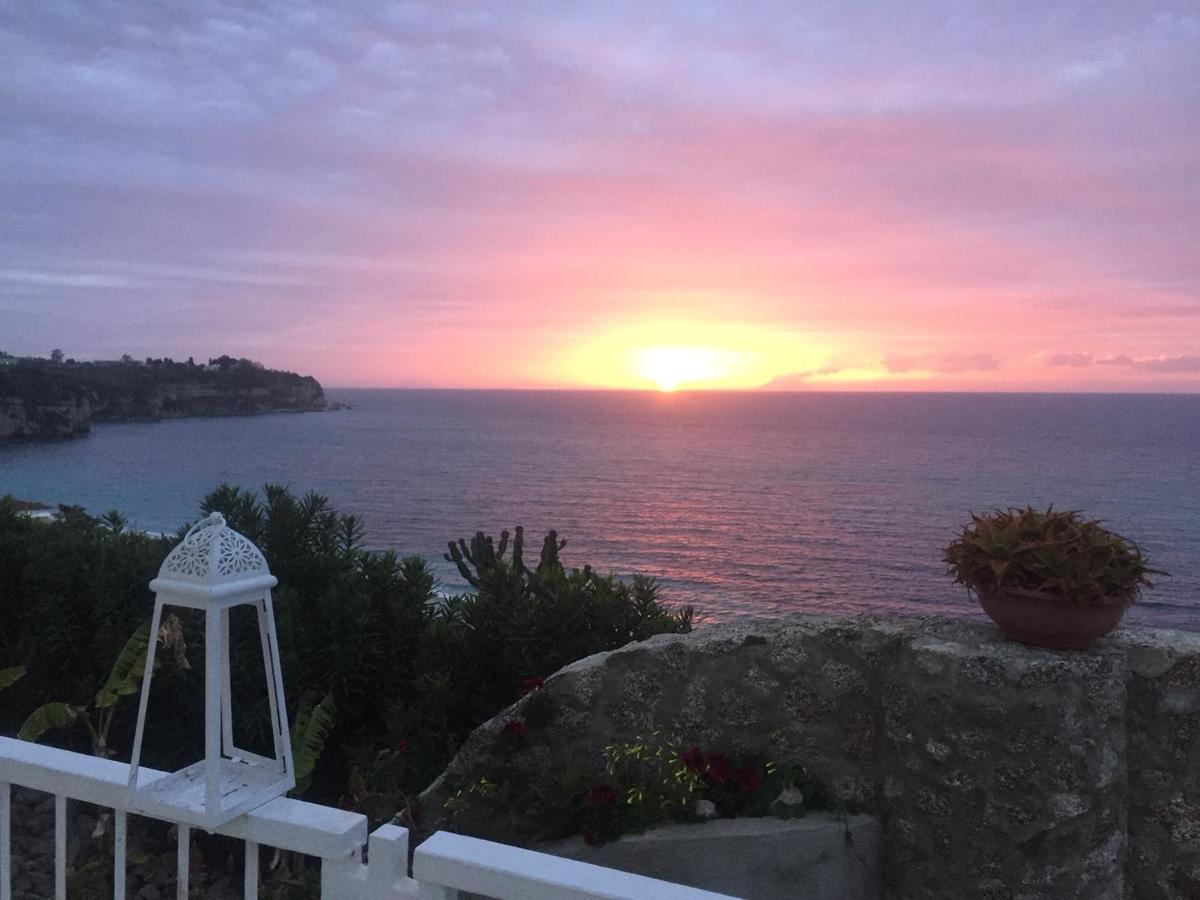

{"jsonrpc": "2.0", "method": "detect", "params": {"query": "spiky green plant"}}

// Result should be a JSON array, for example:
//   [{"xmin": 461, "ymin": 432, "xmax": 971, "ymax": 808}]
[{"xmin": 945, "ymin": 507, "xmax": 1162, "ymax": 607}]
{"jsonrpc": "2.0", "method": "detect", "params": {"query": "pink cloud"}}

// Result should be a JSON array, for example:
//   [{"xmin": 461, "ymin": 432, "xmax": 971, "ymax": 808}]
[
  {"xmin": 1046, "ymin": 353, "xmax": 1094, "ymax": 367},
  {"xmin": 883, "ymin": 353, "xmax": 1001, "ymax": 375}
]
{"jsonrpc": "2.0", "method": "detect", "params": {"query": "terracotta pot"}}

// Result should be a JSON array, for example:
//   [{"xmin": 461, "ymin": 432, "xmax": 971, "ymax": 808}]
[{"xmin": 978, "ymin": 590, "xmax": 1130, "ymax": 650}]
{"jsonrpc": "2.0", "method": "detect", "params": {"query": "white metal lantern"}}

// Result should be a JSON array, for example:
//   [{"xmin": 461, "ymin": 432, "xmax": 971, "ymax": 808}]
[{"xmin": 127, "ymin": 512, "xmax": 294, "ymax": 830}]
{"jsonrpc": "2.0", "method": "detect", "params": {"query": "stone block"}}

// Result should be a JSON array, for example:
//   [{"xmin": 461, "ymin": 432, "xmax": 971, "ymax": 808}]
[{"xmin": 541, "ymin": 814, "xmax": 881, "ymax": 900}]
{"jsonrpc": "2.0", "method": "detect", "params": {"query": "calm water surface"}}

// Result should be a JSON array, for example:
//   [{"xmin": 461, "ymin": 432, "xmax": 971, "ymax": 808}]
[{"xmin": 2, "ymin": 390, "xmax": 1197, "ymax": 629}]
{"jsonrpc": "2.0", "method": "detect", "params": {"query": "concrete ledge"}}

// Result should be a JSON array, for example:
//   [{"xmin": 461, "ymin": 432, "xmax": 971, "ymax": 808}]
[{"xmin": 540, "ymin": 814, "xmax": 881, "ymax": 900}]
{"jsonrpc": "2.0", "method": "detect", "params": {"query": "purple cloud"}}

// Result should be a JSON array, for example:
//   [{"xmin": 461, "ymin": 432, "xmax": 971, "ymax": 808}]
[
  {"xmin": 764, "ymin": 364, "xmax": 844, "ymax": 389},
  {"xmin": 1130, "ymin": 355, "xmax": 1200, "ymax": 373},
  {"xmin": 1089, "ymin": 353, "xmax": 1200, "ymax": 372},
  {"xmin": 883, "ymin": 353, "xmax": 1001, "ymax": 374},
  {"xmin": 1045, "ymin": 353, "xmax": 1094, "ymax": 367}
]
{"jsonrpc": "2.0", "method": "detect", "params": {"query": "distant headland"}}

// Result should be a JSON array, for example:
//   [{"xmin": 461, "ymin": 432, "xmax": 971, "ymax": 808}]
[{"xmin": 0, "ymin": 351, "xmax": 327, "ymax": 441}]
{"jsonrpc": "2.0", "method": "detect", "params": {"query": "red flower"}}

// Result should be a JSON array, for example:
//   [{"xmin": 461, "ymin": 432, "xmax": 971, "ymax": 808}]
[
  {"xmin": 521, "ymin": 676, "xmax": 545, "ymax": 695},
  {"xmin": 733, "ymin": 763, "xmax": 759, "ymax": 794},
  {"xmin": 500, "ymin": 719, "xmax": 529, "ymax": 740},
  {"xmin": 681, "ymin": 746, "xmax": 705, "ymax": 774},
  {"xmin": 584, "ymin": 784, "xmax": 617, "ymax": 807},
  {"xmin": 395, "ymin": 738, "xmax": 408, "ymax": 753},
  {"xmin": 704, "ymin": 752, "xmax": 730, "ymax": 784},
  {"xmin": 581, "ymin": 826, "xmax": 600, "ymax": 846}
]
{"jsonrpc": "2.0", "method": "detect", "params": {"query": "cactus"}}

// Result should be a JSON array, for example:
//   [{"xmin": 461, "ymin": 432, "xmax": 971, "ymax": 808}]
[
  {"xmin": 536, "ymin": 529, "xmax": 566, "ymax": 574},
  {"xmin": 446, "ymin": 527, "xmax": 527, "ymax": 589},
  {"xmin": 445, "ymin": 525, "xmax": 580, "ymax": 598}
]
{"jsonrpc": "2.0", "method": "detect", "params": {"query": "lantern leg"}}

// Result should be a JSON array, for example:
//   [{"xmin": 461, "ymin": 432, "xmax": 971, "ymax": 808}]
[
  {"xmin": 204, "ymin": 609, "xmax": 222, "ymax": 818},
  {"xmin": 258, "ymin": 595, "xmax": 293, "ymax": 780},
  {"xmin": 220, "ymin": 607, "xmax": 234, "ymax": 759},
  {"xmin": 128, "ymin": 599, "xmax": 165, "ymax": 789}
]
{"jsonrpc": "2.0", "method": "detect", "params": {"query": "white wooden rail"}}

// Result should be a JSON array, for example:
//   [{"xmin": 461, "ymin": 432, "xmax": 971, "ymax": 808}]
[{"xmin": 0, "ymin": 736, "xmax": 739, "ymax": 899}]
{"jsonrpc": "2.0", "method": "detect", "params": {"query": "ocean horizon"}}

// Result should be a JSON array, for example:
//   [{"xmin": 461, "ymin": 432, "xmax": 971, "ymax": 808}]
[{"xmin": 3, "ymin": 388, "xmax": 1198, "ymax": 630}]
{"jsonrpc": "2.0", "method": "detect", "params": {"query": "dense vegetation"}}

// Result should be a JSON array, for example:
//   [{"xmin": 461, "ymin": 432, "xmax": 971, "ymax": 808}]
[
  {"xmin": 0, "ymin": 487, "xmax": 693, "ymax": 825},
  {"xmin": 0, "ymin": 355, "xmax": 325, "ymax": 438}
]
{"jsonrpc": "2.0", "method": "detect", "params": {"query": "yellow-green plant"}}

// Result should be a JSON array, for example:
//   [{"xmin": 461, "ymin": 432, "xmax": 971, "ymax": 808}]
[
  {"xmin": 0, "ymin": 666, "xmax": 24, "ymax": 692},
  {"xmin": 945, "ymin": 507, "xmax": 1162, "ymax": 607},
  {"xmin": 289, "ymin": 691, "xmax": 336, "ymax": 797},
  {"xmin": 18, "ymin": 616, "xmax": 187, "ymax": 758}
]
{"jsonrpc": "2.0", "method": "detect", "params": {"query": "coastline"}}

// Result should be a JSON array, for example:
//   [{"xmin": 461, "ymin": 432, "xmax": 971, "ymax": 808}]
[{"xmin": 0, "ymin": 400, "xmax": 333, "ymax": 444}]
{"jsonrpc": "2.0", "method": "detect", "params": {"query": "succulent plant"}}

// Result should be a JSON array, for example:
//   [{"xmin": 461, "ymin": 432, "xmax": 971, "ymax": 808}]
[
  {"xmin": 445, "ymin": 526, "xmax": 569, "ymax": 593},
  {"xmin": 944, "ymin": 507, "xmax": 1162, "ymax": 607}
]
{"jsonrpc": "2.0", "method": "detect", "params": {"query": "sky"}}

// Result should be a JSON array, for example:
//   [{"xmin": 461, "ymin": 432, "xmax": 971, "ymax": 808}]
[{"xmin": 1, "ymin": 2, "xmax": 1198, "ymax": 392}]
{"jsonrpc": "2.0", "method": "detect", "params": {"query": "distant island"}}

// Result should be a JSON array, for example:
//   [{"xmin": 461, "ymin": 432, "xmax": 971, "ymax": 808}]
[{"xmin": 0, "ymin": 352, "xmax": 327, "ymax": 441}]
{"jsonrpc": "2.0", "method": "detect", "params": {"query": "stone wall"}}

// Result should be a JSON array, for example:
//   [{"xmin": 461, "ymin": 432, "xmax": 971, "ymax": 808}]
[{"xmin": 419, "ymin": 614, "xmax": 1200, "ymax": 900}]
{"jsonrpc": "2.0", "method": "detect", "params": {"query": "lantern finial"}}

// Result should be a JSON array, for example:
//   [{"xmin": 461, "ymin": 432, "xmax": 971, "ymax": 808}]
[{"xmin": 151, "ymin": 512, "xmax": 275, "ymax": 600}]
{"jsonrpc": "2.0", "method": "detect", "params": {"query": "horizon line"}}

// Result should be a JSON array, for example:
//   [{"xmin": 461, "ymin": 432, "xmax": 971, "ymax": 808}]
[{"xmin": 324, "ymin": 385, "xmax": 1200, "ymax": 396}]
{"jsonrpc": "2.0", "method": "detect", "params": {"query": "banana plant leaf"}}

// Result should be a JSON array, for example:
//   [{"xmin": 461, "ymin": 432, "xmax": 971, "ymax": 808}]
[
  {"xmin": 19, "ymin": 702, "xmax": 86, "ymax": 742},
  {"xmin": 0, "ymin": 666, "xmax": 25, "ymax": 691},
  {"xmin": 94, "ymin": 621, "xmax": 151, "ymax": 709},
  {"xmin": 290, "ymin": 692, "xmax": 336, "ymax": 795}
]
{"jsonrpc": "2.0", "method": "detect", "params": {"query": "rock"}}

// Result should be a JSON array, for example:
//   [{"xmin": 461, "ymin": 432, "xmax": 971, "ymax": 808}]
[{"xmin": 418, "ymin": 613, "xmax": 1200, "ymax": 899}]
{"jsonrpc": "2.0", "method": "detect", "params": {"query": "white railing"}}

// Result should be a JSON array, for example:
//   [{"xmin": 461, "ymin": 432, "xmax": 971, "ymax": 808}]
[{"xmin": 0, "ymin": 736, "xmax": 737, "ymax": 900}]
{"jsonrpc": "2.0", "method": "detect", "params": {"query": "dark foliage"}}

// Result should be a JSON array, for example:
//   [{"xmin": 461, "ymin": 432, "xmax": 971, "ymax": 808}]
[
  {"xmin": 0, "ymin": 487, "xmax": 692, "ymax": 824},
  {"xmin": 0, "ymin": 499, "xmax": 196, "ymax": 759}
]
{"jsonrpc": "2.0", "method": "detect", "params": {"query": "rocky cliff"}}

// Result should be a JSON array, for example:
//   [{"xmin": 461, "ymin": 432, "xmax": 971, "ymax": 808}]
[
  {"xmin": 1, "ymin": 395, "xmax": 93, "ymax": 440},
  {"xmin": 0, "ymin": 359, "xmax": 327, "ymax": 441}
]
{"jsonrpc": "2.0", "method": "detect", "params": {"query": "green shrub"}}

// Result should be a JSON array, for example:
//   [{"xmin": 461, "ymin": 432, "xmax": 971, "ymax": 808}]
[{"xmin": 0, "ymin": 498, "xmax": 186, "ymax": 753}]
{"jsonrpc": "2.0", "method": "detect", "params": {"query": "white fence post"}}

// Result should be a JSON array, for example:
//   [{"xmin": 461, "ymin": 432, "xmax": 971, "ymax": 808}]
[
  {"xmin": 113, "ymin": 809, "xmax": 127, "ymax": 899},
  {"xmin": 321, "ymin": 847, "xmax": 367, "ymax": 897},
  {"xmin": 1, "ymin": 781, "xmax": 10, "ymax": 900},
  {"xmin": 244, "ymin": 839, "xmax": 259, "ymax": 899},
  {"xmin": 176, "ymin": 824, "xmax": 189, "ymax": 899},
  {"xmin": 54, "ymin": 793, "xmax": 66, "ymax": 900}
]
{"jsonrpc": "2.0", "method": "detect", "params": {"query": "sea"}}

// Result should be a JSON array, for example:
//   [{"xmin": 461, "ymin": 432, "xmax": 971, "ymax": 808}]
[{"xmin": 2, "ymin": 390, "xmax": 1197, "ymax": 630}]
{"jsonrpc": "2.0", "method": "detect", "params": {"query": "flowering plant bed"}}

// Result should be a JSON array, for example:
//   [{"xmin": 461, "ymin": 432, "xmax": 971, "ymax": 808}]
[
  {"xmin": 442, "ymin": 710, "xmax": 825, "ymax": 846},
  {"xmin": 577, "ymin": 734, "xmax": 820, "ymax": 844}
]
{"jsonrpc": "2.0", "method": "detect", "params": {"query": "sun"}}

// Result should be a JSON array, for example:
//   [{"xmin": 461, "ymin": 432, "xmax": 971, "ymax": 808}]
[
  {"xmin": 636, "ymin": 346, "xmax": 732, "ymax": 392},
  {"xmin": 558, "ymin": 317, "xmax": 842, "ymax": 390}
]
